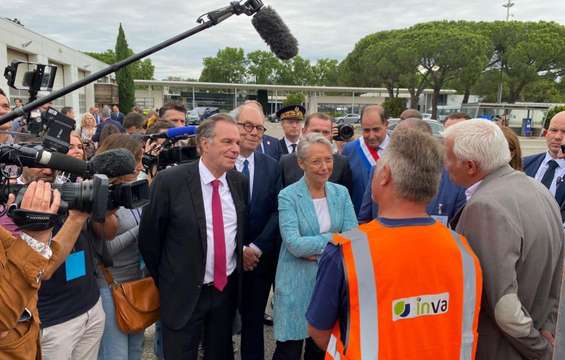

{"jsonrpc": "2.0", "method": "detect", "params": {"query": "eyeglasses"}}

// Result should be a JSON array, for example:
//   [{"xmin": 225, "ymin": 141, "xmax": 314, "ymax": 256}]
[{"xmin": 238, "ymin": 122, "xmax": 266, "ymax": 134}]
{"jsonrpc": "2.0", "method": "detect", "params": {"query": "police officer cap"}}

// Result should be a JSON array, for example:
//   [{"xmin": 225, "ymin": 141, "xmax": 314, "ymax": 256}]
[{"xmin": 276, "ymin": 105, "xmax": 306, "ymax": 122}]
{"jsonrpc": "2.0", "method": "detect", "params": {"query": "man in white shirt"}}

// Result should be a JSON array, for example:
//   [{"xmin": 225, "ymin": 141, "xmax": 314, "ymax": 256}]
[
  {"xmin": 139, "ymin": 113, "xmax": 248, "ymax": 360},
  {"xmin": 277, "ymin": 105, "xmax": 305, "ymax": 155},
  {"xmin": 524, "ymin": 112, "xmax": 565, "ymax": 216}
]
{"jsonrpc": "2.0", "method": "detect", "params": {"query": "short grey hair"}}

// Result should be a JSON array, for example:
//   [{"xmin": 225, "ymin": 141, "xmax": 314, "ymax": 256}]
[
  {"xmin": 381, "ymin": 127, "xmax": 444, "ymax": 203},
  {"xmin": 231, "ymin": 104, "xmax": 264, "ymax": 122},
  {"xmin": 196, "ymin": 113, "xmax": 237, "ymax": 150},
  {"xmin": 297, "ymin": 133, "xmax": 332, "ymax": 161},
  {"xmin": 101, "ymin": 105, "xmax": 111, "ymax": 119},
  {"xmin": 444, "ymin": 119, "xmax": 510, "ymax": 173}
]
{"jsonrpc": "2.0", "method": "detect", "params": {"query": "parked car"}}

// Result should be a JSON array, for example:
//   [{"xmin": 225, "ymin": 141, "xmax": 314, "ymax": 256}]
[
  {"xmin": 336, "ymin": 113, "xmax": 361, "ymax": 125},
  {"xmin": 387, "ymin": 118, "xmax": 445, "ymax": 138},
  {"xmin": 186, "ymin": 109, "xmax": 200, "ymax": 125}
]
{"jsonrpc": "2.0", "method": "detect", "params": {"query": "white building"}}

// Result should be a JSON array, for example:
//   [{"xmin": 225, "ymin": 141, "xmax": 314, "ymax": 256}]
[{"xmin": 0, "ymin": 17, "xmax": 116, "ymax": 114}]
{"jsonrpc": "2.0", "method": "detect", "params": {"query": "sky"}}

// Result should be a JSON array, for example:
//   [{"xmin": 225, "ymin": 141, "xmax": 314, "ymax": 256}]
[{"xmin": 4, "ymin": 0, "xmax": 565, "ymax": 80}]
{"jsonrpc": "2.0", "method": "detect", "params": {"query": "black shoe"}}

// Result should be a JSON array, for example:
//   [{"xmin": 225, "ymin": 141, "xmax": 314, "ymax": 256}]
[{"xmin": 264, "ymin": 313, "xmax": 273, "ymax": 326}]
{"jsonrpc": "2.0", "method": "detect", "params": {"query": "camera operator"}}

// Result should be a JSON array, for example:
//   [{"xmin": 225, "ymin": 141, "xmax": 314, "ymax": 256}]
[
  {"xmin": 142, "ymin": 120, "xmax": 175, "ymax": 183},
  {"xmin": 0, "ymin": 180, "xmax": 90, "ymax": 360}
]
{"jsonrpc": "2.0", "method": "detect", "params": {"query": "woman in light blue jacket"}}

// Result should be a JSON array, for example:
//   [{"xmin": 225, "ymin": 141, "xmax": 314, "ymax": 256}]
[{"xmin": 273, "ymin": 133, "xmax": 357, "ymax": 360}]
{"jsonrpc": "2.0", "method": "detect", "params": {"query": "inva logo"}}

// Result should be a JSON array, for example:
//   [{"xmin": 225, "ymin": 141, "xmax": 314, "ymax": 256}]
[{"xmin": 392, "ymin": 292, "xmax": 449, "ymax": 321}]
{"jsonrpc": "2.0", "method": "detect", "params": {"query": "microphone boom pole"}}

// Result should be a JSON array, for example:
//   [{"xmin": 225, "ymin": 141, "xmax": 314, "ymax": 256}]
[{"xmin": 0, "ymin": 0, "xmax": 264, "ymax": 126}]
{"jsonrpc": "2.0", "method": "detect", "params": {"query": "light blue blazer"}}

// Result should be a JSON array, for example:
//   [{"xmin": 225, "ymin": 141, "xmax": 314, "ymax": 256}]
[{"xmin": 273, "ymin": 177, "xmax": 357, "ymax": 341}]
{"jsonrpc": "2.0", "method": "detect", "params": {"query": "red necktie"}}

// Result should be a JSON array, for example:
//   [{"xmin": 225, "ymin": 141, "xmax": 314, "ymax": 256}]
[
  {"xmin": 211, "ymin": 180, "xmax": 227, "ymax": 291},
  {"xmin": 368, "ymin": 145, "xmax": 380, "ymax": 162}
]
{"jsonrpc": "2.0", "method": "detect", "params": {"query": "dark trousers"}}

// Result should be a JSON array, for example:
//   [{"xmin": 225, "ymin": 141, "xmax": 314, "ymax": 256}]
[
  {"xmin": 272, "ymin": 338, "xmax": 325, "ymax": 360},
  {"xmin": 240, "ymin": 259, "xmax": 275, "ymax": 360},
  {"xmin": 162, "ymin": 275, "xmax": 238, "ymax": 360}
]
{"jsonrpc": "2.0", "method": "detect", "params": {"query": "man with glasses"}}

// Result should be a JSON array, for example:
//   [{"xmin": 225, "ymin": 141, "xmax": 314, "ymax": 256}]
[
  {"xmin": 279, "ymin": 112, "xmax": 352, "ymax": 194},
  {"xmin": 277, "ymin": 105, "xmax": 305, "ymax": 155},
  {"xmin": 234, "ymin": 104, "xmax": 281, "ymax": 360},
  {"xmin": 342, "ymin": 105, "xmax": 390, "ymax": 214}
]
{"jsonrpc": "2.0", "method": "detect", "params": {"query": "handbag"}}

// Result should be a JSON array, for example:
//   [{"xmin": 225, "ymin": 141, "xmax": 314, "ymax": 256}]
[{"xmin": 101, "ymin": 267, "xmax": 160, "ymax": 333}]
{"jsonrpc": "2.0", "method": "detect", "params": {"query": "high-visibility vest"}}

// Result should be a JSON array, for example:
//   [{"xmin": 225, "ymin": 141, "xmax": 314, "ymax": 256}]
[{"xmin": 325, "ymin": 220, "xmax": 482, "ymax": 360}]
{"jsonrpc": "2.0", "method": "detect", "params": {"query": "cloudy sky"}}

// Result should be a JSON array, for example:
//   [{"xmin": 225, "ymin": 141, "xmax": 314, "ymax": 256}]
[{"xmin": 4, "ymin": 0, "xmax": 565, "ymax": 80}]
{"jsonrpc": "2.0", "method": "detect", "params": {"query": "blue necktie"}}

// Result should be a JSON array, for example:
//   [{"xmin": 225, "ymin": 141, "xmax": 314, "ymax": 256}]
[
  {"xmin": 242, "ymin": 159, "xmax": 250, "ymax": 178},
  {"xmin": 542, "ymin": 160, "xmax": 559, "ymax": 189}
]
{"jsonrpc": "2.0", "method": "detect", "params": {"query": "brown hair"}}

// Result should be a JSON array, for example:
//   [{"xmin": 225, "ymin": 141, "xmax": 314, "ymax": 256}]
[
  {"xmin": 96, "ymin": 133, "xmax": 143, "ymax": 162},
  {"xmin": 196, "ymin": 113, "xmax": 236, "ymax": 151},
  {"xmin": 501, "ymin": 126, "xmax": 522, "ymax": 171},
  {"xmin": 304, "ymin": 112, "xmax": 333, "ymax": 129}
]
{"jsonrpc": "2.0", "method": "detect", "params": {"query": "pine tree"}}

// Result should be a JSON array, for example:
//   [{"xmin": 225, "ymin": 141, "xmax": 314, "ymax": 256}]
[{"xmin": 115, "ymin": 23, "xmax": 135, "ymax": 113}]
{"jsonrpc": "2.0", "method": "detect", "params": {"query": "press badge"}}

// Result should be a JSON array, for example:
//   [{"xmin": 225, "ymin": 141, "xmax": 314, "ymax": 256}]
[{"xmin": 65, "ymin": 250, "xmax": 86, "ymax": 281}]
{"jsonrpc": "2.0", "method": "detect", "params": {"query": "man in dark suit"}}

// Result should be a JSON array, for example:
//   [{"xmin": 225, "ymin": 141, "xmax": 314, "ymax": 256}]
[
  {"xmin": 139, "ymin": 114, "xmax": 247, "ymax": 360},
  {"xmin": 259, "ymin": 134, "xmax": 283, "ymax": 161},
  {"xmin": 524, "ymin": 111, "xmax": 565, "ymax": 216},
  {"xmin": 279, "ymin": 112, "xmax": 353, "ymax": 194},
  {"xmin": 234, "ymin": 104, "xmax": 281, "ymax": 360},
  {"xmin": 342, "ymin": 105, "xmax": 390, "ymax": 214},
  {"xmin": 277, "ymin": 105, "xmax": 305, "ymax": 155},
  {"xmin": 358, "ymin": 118, "xmax": 466, "ymax": 224}
]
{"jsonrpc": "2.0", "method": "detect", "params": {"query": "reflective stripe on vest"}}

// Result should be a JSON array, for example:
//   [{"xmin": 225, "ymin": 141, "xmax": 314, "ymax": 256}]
[{"xmin": 327, "ymin": 221, "xmax": 482, "ymax": 360}]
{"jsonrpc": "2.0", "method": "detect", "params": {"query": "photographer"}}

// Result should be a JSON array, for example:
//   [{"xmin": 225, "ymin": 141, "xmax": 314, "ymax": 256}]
[{"xmin": 0, "ymin": 180, "xmax": 90, "ymax": 360}]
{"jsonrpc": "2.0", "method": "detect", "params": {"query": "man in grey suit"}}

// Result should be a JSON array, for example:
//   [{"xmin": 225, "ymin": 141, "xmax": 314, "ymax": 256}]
[
  {"xmin": 445, "ymin": 119, "xmax": 564, "ymax": 360},
  {"xmin": 279, "ymin": 112, "xmax": 353, "ymax": 193}
]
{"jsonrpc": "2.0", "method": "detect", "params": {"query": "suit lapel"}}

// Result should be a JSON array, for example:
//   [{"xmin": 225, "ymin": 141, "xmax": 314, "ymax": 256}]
[
  {"xmin": 280, "ymin": 138, "xmax": 289, "ymax": 154},
  {"xmin": 526, "ymin": 154, "xmax": 545, "ymax": 177},
  {"xmin": 325, "ymin": 183, "xmax": 339, "ymax": 232},
  {"xmin": 297, "ymin": 178, "xmax": 320, "ymax": 233},
  {"xmin": 186, "ymin": 163, "xmax": 207, "ymax": 252},
  {"xmin": 250, "ymin": 153, "xmax": 264, "ymax": 207}
]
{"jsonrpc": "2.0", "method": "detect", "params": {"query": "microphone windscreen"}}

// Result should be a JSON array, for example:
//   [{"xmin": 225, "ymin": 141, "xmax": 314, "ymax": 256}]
[
  {"xmin": 166, "ymin": 126, "xmax": 198, "ymax": 138},
  {"xmin": 89, "ymin": 148, "xmax": 137, "ymax": 177},
  {"xmin": 252, "ymin": 7, "xmax": 298, "ymax": 60}
]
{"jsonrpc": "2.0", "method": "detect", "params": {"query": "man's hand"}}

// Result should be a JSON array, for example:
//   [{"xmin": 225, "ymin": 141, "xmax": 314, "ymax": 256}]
[
  {"xmin": 16, "ymin": 181, "xmax": 60, "ymax": 244},
  {"xmin": 243, "ymin": 246, "xmax": 260, "ymax": 271}
]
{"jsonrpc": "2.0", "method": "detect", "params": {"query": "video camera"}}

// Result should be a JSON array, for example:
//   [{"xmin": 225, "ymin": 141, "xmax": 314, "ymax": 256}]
[
  {"xmin": 2, "ymin": 175, "xmax": 149, "ymax": 223},
  {"xmin": 333, "ymin": 124, "xmax": 355, "ymax": 142}
]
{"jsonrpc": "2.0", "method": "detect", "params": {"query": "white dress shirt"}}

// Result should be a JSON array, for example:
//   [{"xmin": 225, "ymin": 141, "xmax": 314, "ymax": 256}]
[
  {"xmin": 465, "ymin": 180, "xmax": 483, "ymax": 201},
  {"xmin": 377, "ymin": 134, "xmax": 390, "ymax": 157},
  {"xmin": 283, "ymin": 137, "xmax": 298, "ymax": 153},
  {"xmin": 199, "ymin": 159, "xmax": 237, "ymax": 284},
  {"xmin": 235, "ymin": 154, "xmax": 255, "ymax": 198},
  {"xmin": 534, "ymin": 152, "xmax": 565, "ymax": 196},
  {"xmin": 313, "ymin": 197, "xmax": 331, "ymax": 233}
]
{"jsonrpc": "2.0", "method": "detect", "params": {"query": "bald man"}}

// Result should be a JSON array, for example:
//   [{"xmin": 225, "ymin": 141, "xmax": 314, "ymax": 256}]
[{"xmin": 523, "ymin": 111, "xmax": 565, "ymax": 216}]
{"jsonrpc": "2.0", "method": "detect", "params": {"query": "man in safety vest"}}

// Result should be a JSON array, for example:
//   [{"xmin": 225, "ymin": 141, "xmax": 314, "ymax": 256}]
[{"xmin": 306, "ymin": 126, "xmax": 483, "ymax": 360}]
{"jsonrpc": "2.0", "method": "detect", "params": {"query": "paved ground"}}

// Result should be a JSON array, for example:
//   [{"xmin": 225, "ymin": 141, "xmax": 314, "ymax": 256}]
[{"xmin": 140, "ymin": 123, "xmax": 547, "ymax": 359}]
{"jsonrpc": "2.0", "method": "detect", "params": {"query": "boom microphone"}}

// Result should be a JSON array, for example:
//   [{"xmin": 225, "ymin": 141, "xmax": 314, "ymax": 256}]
[
  {"xmin": 252, "ymin": 6, "xmax": 299, "ymax": 60},
  {"xmin": 0, "ymin": 145, "xmax": 136, "ymax": 178},
  {"xmin": 145, "ymin": 125, "xmax": 198, "ymax": 140}
]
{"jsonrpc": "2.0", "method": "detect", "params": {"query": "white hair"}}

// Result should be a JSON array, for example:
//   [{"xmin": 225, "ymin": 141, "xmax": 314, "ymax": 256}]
[
  {"xmin": 444, "ymin": 119, "xmax": 511, "ymax": 173},
  {"xmin": 297, "ymin": 133, "xmax": 332, "ymax": 161}
]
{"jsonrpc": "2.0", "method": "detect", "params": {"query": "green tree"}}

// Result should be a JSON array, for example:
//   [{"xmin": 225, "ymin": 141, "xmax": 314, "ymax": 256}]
[
  {"xmin": 283, "ymin": 92, "xmax": 305, "ymax": 106},
  {"xmin": 275, "ymin": 56, "xmax": 314, "ymax": 85},
  {"xmin": 115, "ymin": 23, "xmax": 135, "ymax": 113},
  {"xmin": 311, "ymin": 59, "xmax": 339, "ymax": 86},
  {"xmin": 247, "ymin": 50, "xmax": 280, "ymax": 84},
  {"xmin": 544, "ymin": 105, "xmax": 565, "ymax": 128},
  {"xmin": 382, "ymin": 97, "xmax": 406, "ymax": 118},
  {"xmin": 199, "ymin": 47, "xmax": 247, "ymax": 83},
  {"xmin": 84, "ymin": 49, "xmax": 155, "ymax": 80}
]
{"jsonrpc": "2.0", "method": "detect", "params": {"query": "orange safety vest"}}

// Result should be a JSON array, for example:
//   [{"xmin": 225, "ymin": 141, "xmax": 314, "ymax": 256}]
[{"xmin": 325, "ymin": 220, "xmax": 482, "ymax": 360}]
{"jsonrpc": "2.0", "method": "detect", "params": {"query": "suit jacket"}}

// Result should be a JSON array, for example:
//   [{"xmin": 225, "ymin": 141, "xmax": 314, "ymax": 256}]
[
  {"xmin": 274, "ymin": 178, "xmax": 357, "ymax": 341},
  {"xmin": 279, "ymin": 138, "xmax": 291, "ymax": 155},
  {"xmin": 342, "ymin": 139, "xmax": 373, "ymax": 214},
  {"xmin": 138, "ymin": 161, "xmax": 248, "ymax": 330},
  {"xmin": 279, "ymin": 152, "xmax": 353, "ymax": 195},
  {"xmin": 523, "ymin": 152, "xmax": 565, "ymax": 214},
  {"xmin": 455, "ymin": 165, "xmax": 563, "ymax": 360},
  {"xmin": 358, "ymin": 167, "xmax": 466, "ymax": 223},
  {"xmin": 258, "ymin": 134, "xmax": 282, "ymax": 161},
  {"xmin": 247, "ymin": 152, "xmax": 281, "ymax": 260}
]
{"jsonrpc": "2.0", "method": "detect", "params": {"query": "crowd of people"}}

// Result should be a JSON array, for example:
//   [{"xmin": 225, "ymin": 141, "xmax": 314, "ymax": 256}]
[{"xmin": 1, "ymin": 86, "xmax": 565, "ymax": 360}]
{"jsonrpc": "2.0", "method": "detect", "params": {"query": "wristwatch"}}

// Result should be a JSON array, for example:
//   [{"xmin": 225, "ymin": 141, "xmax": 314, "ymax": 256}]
[{"xmin": 20, "ymin": 232, "xmax": 53, "ymax": 259}]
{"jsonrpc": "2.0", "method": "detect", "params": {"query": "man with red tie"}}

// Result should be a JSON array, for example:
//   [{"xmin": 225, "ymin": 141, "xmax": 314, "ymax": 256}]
[
  {"xmin": 342, "ymin": 105, "xmax": 389, "ymax": 214},
  {"xmin": 139, "ymin": 113, "xmax": 248, "ymax": 360}
]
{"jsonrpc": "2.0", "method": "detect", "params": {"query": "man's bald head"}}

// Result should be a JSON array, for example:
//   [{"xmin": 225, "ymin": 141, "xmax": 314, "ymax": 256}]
[
  {"xmin": 236, "ymin": 104, "xmax": 265, "ymax": 122},
  {"xmin": 396, "ymin": 118, "xmax": 432, "ymax": 135},
  {"xmin": 399, "ymin": 109, "xmax": 423, "ymax": 120}
]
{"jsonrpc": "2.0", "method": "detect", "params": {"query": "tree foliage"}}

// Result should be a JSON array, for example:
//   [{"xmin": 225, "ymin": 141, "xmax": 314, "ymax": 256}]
[
  {"xmin": 284, "ymin": 92, "xmax": 306, "ymax": 106},
  {"xmin": 85, "ymin": 49, "xmax": 155, "ymax": 80},
  {"xmin": 199, "ymin": 48, "xmax": 247, "ymax": 83},
  {"xmin": 115, "ymin": 24, "xmax": 135, "ymax": 113}
]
